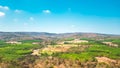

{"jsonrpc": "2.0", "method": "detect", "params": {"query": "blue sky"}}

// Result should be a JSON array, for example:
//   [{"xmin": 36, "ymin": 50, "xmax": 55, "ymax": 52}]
[{"xmin": 0, "ymin": 0, "xmax": 120, "ymax": 34}]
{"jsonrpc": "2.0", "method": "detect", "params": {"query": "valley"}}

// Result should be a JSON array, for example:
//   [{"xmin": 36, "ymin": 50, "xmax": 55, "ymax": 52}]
[{"xmin": 0, "ymin": 32, "xmax": 120, "ymax": 68}]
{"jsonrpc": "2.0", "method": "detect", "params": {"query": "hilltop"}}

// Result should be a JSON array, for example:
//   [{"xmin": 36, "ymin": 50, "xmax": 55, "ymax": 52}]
[{"xmin": 0, "ymin": 32, "xmax": 120, "ymax": 41}]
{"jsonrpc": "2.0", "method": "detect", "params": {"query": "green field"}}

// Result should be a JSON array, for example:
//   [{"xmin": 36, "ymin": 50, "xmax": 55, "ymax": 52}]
[
  {"xmin": 19, "ymin": 40, "xmax": 42, "ymax": 43},
  {"xmin": 0, "ymin": 39, "xmax": 120, "ymax": 68},
  {"xmin": 50, "ymin": 41, "xmax": 120, "ymax": 62},
  {"xmin": 0, "ymin": 42, "xmax": 41, "ymax": 63},
  {"xmin": 56, "ymin": 45, "xmax": 120, "ymax": 62}
]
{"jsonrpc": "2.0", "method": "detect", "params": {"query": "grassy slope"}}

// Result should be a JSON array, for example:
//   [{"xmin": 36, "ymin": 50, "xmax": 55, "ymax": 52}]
[
  {"xmin": 55, "ymin": 44, "xmax": 120, "ymax": 62},
  {"xmin": 0, "ymin": 42, "xmax": 40, "ymax": 62},
  {"xmin": 19, "ymin": 40, "xmax": 42, "ymax": 43}
]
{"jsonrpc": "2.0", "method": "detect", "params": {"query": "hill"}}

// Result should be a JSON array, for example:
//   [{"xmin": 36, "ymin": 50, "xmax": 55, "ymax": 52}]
[{"xmin": 0, "ymin": 32, "xmax": 120, "ymax": 41}]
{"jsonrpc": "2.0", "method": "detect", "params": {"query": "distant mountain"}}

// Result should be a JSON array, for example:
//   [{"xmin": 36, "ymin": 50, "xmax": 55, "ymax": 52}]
[
  {"xmin": 0, "ymin": 32, "xmax": 120, "ymax": 41},
  {"xmin": 0, "ymin": 32, "xmax": 56, "ymax": 41}
]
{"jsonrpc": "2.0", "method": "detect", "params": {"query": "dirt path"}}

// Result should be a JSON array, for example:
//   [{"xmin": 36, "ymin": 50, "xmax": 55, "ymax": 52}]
[
  {"xmin": 95, "ymin": 57, "xmax": 117, "ymax": 64},
  {"xmin": 31, "ymin": 49, "xmax": 40, "ymax": 56}
]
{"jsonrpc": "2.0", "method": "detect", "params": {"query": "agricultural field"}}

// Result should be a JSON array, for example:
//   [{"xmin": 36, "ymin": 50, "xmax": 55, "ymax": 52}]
[
  {"xmin": 0, "ymin": 40, "xmax": 43, "ymax": 68},
  {"xmin": 0, "ymin": 38, "xmax": 120, "ymax": 68},
  {"xmin": 33, "ymin": 40, "xmax": 120, "ymax": 68}
]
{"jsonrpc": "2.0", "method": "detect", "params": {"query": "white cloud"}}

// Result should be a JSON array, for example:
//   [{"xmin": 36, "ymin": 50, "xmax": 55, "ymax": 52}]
[
  {"xmin": 29, "ymin": 17, "xmax": 34, "ymax": 21},
  {"xmin": 0, "ymin": 6, "xmax": 9, "ymax": 10},
  {"xmin": 42, "ymin": 10, "xmax": 51, "ymax": 14},
  {"xmin": 14, "ymin": 9, "xmax": 22, "ymax": 13},
  {"xmin": 0, "ymin": 12, "xmax": 5, "ymax": 17}
]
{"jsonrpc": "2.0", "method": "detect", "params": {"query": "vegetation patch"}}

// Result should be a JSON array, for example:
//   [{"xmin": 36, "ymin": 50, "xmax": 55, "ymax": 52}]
[
  {"xmin": 52, "ymin": 44, "xmax": 120, "ymax": 62},
  {"xmin": 0, "ymin": 43, "xmax": 41, "ymax": 62},
  {"xmin": 19, "ymin": 40, "xmax": 42, "ymax": 43}
]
